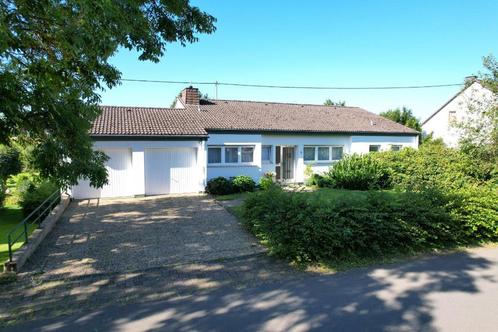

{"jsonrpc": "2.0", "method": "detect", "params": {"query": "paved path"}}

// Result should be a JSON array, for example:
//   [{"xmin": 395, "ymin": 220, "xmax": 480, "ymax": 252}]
[{"xmin": 5, "ymin": 246, "xmax": 498, "ymax": 332}]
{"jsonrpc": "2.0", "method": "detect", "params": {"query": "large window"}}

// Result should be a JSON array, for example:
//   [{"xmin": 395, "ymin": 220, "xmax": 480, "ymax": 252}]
[
  {"xmin": 318, "ymin": 147, "xmax": 330, "ymax": 161},
  {"xmin": 304, "ymin": 147, "xmax": 315, "ymax": 161},
  {"xmin": 262, "ymin": 145, "xmax": 272, "ymax": 163},
  {"xmin": 225, "ymin": 147, "xmax": 238, "ymax": 163},
  {"xmin": 208, "ymin": 147, "xmax": 221, "ymax": 164},
  {"xmin": 208, "ymin": 145, "xmax": 255, "ymax": 165},
  {"xmin": 241, "ymin": 147, "xmax": 254, "ymax": 163},
  {"xmin": 369, "ymin": 145, "xmax": 381, "ymax": 152},
  {"xmin": 304, "ymin": 146, "xmax": 344, "ymax": 163}
]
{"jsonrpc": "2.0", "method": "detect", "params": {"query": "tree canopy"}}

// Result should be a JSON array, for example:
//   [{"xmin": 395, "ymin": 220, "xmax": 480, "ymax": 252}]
[
  {"xmin": 456, "ymin": 55, "xmax": 498, "ymax": 181},
  {"xmin": 379, "ymin": 107, "xmax": 422, "ymax": 132},
  {"xmin": 324, "ymin": 99, "xmax": 346, "ymax": 106},
  {"xmin": 0, "ymin": 0, "xmax": 216, "ymax": 188}
]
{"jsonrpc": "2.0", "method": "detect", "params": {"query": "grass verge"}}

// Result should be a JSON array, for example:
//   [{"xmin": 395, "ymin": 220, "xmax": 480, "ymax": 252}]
[{"xmin": 0, "ymin": 203, "xmax": 35, "ymax": 272}]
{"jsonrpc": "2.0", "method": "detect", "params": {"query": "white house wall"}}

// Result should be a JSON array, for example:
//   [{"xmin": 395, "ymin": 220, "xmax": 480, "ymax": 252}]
[
  {"xmin": 422, "ymin": 81, "xmax": 496, "ymax": 147},
  {"xmin": 350, "ymin": 135, "xmax": 418, "ymax": 154},
  {"xmin": 207, "ymin": 133, "xmax": 417, "ymax": 183}
]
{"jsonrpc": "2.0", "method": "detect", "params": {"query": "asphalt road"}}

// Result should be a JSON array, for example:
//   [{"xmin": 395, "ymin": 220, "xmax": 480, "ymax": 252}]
[{"xmin": 5, "ymin": 246, "xmax": 498, "ymax": 332}]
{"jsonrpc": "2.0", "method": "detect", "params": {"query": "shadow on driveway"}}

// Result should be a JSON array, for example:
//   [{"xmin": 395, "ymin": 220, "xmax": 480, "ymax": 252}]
[{"xmin": 5, "ymin": 247, "xmax": 498, "ymax": 331}]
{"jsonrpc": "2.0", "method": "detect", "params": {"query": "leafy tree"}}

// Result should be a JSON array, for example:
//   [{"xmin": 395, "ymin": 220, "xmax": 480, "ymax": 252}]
[
  {"xmin": 0, "ymin": 0, "xmax": 216, "ymax": 189},
  {"xmin": 0, "ymin": 145, "xmax": 22, "ymax": 203},
  {"xmin": 455, "ymin": 55, "xmax": 498, "ymax": 182},
  {"xmin": 324, "ymin": 99, "xmax": 346, "ymax": 106},
  {"xmin": 380, "ymin": 107, "xmax": 422, "ymax": 132}
]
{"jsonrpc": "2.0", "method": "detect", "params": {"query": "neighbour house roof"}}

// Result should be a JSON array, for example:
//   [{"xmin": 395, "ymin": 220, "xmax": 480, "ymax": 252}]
[
  {"xmin": 421, "ymin": 79, "xmax": 495, "ymax": 126},
  {"xmin": 91, "ymin": 99, "xmax": 419, "ymax": 138}
]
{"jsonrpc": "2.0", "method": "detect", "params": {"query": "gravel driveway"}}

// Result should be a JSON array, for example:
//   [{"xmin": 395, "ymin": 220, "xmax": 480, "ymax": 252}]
[
  {"xmin": 21, "ymin": 194, "xmax": 265, "ymax": 278},
  {"xmin": 1, "ymin": 194, "xmax": 302, "ymax": 327}
]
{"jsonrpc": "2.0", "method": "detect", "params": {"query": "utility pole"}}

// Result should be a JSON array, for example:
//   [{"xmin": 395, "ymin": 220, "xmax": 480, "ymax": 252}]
[{"xmin": 215, "ymin": 81, "xmax": 218, "ymax": 99}]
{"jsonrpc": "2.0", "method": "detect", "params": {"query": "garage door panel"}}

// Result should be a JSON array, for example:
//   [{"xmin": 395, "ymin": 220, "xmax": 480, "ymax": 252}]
[
  {"xmin": 145, "ymin": 148, "xmax": 197, "ymax": 195},
  {"xmin": 101, "ymin": 149, "xmax": 133, "ymax": 197},
  {"xmin": 72, "ymin": 148, "xmax": 133, "ymax": 198}
]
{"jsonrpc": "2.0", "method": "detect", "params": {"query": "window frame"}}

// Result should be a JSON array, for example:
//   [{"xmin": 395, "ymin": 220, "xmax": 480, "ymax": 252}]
[
  {"xmin": 207, "ymin": 145, "xmax": 256, "ymax": 166},
  {"xmin": 261, "ymin": 145, "xmax": 273, "ymax": 163},
  {"xmin": 390, "ymin": 144, "xmax": 403, "ymax": 152},
  {"xmin": 303, "ymin": 145, "xmax": 344, "ymax": 163}
]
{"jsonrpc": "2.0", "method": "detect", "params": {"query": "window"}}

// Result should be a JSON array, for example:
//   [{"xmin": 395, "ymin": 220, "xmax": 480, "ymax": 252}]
[
  {"xmin": 391, "ymin": 145, "xmax": 402, "ymax": 152},
  {"xmin": 448, "ymin": 110, "xmax": 457, "ymax": 123},
  {"xmin": 262, "ymin": 145, "xmax": 272, "ymax": 163},
  {"xmin": 225, "ymin": 147, "xmax": 238, "ymax": 163},
  {"xmin": 241, "ymin": 147, "xmax": 254, "ymax": 163},
  {"xmin": 304, "ymin": 146, "xmax": 344, "ymax": 162},
  {"xmin": 369, "ymin": 145, "xmax": 381, "ymax": 152},
  {"xmin": 318, "ymin": 147, "xmax": 330, "ymax": 161},
  {"xmin": 304, "ymin": 147, "xmax": 315, "ymax": 161},
  {"xmin": 332, "ymin": 146, "xmax": 343, "ymax": 160},
  {"xmin": 208, "ymin": 145, "xmax": 255, "ymax": 165},
  {"xmin": 208, "ymin": 147, "xmax": 221, "ymax": 164}
]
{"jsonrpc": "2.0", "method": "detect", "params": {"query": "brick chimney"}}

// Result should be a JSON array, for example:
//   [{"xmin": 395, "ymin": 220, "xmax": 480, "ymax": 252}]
[
  {"xmin": 180, "ymin": 86, "xmax": 200, "ymax": 105},
  {"xmin": 464, "ymin": 75, "xmax": 478, "ymax": 85}
]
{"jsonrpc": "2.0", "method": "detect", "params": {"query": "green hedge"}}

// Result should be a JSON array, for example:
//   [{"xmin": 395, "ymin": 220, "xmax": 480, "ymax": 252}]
[
  {"xmin": 18, "ymin": 180, "xmax": 59, "ymax": 216},
  {"xmin": 241, "ymin": 187, "xmax": 498, "ymax": 263},
  {"xmin": 371, "ymin": 143, "xmax": 480, "ymax": 191},
  {"xmin": 206, "ymin": 175, "xmax": 256, "ymax": 195},
  {"xmin": 325, "ymin": 154, "xmax": 390, "ymax": 190}
]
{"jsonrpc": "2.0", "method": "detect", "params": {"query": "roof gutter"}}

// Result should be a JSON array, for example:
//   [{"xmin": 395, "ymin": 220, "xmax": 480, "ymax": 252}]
[
  {"xmin": 91, "ymin": 134, "xmax": 208, "ymax": 141},
  {"xmin": 206, "ymin": 129, "xmax": 419, "ymax": 136}
]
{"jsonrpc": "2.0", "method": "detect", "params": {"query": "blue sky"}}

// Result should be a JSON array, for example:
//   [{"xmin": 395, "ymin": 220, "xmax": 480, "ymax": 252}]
[{"xmin": 101, "ymin": 0, "xmax": 498, "ymax": 121}]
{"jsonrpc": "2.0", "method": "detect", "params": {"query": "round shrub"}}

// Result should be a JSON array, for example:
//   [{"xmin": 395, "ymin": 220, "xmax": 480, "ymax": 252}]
[
  {"xmin": 232, "ymin": 175, "xmax": 256, "ymax": 193},
  {"xmin": 326, "ymin": 154, "xmax": 390, "ymax": 190},
  {"xmin": 259, "ymin": 172, "xmax": 276, "ymax": 190},
  {"xmin": 205, "ymin": 177, "xmax": 233, "ymax": 195}
]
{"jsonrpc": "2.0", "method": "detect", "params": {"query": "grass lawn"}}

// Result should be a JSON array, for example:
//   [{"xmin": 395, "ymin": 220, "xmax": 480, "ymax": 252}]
[{"xmin": 0, "ymin": 204, "xmax": 34, "ymax": 272}]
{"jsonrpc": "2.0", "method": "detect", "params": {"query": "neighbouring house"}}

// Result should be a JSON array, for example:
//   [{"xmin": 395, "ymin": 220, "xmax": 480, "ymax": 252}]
[
  {"xmin": 422, "ymin": 77, "xmax": 497, "ymax": 147},
  {"xmin": 71, "ymin": 87, "xmax": 419, "ymax": 199}
]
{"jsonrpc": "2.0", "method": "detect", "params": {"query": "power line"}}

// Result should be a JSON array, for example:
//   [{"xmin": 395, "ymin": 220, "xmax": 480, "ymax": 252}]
[{"xmin": 121, "ymin": 78, "xmax": 463, "ymax": 90}]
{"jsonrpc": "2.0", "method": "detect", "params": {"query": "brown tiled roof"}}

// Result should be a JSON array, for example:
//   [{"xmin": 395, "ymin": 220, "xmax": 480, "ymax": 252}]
[
  {"xmin": 91, "ymin": 106, "xmax": 207, "ymax": 137},
  {"xmin": 191, "ymin": 99, "xmax": 418, "ymax": 135},
  {"xmin": 91, "ymin": 100, "xmax": 419, "ymax": 137}
]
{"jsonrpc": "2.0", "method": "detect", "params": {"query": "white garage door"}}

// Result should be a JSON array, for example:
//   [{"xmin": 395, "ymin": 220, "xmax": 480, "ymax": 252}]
[
  {"xmin": 72, "ymin": 148, "xmax": 133, "ymax": 198},
  {"xmin": 145, "ymin": 148, "xmax": 198, "ymax": 195}
]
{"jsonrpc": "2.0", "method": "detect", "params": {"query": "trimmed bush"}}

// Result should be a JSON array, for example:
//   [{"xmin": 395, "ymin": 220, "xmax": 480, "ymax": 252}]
[
  {"xmin": 241, "ymin": 187, "xmax": 498, "ymax": 263},
  {"xmin": 231, "ymin": 175, "xmax": 256, "ymax": 193},
  {"xmin": 19, "ymin": 180, "xmax": 59, "ymax": 216},
  {"xmin": 326, "ymin": 154, "xmax": 390, "ymax": 190},
  {"xmin": 205, "ymin": 177, "xmax": 233, "ymax": 195}
]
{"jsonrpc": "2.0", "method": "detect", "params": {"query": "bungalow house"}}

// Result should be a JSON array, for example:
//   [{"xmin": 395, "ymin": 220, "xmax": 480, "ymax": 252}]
[
  {"xmin": 422, "ymin": 77, "xmax": 497, "ymax": 147},
  {"xmin": 71, "ymin": 87, "xmax": 419, "ymax": 199}
]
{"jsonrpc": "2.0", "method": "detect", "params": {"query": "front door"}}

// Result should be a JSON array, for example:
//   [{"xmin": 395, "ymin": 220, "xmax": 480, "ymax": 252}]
[{"xmin": 275, "ymin": 146, "xmax": 295, "ymax": 182}]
